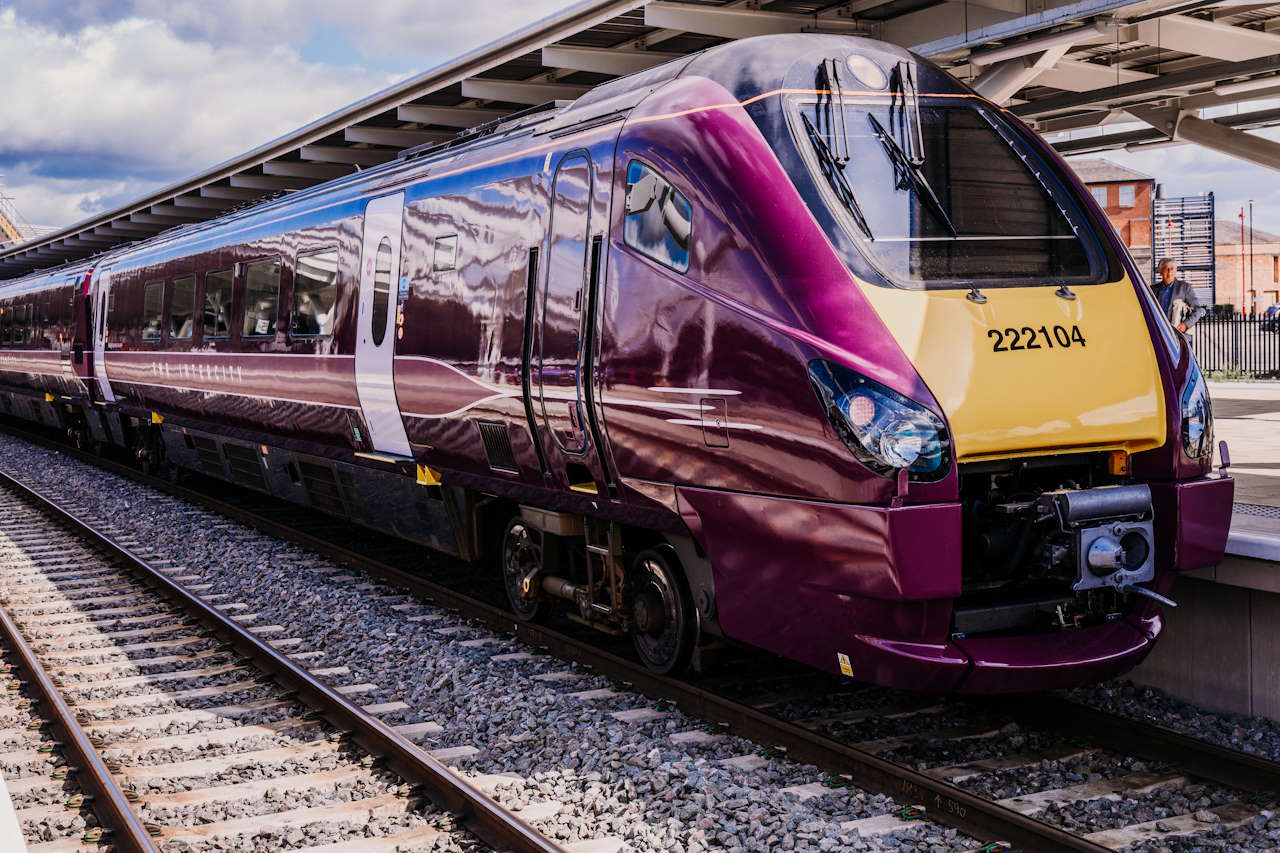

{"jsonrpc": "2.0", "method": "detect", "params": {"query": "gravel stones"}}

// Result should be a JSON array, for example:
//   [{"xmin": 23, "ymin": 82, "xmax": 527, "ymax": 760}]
[{"xmin": 1074, "ymin": 680, "xmax": 1280, "ymax": 762}]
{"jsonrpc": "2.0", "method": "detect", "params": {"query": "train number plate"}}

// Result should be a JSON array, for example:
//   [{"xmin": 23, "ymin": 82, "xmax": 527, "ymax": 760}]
[{"xmin": 988, "ymin": 324, "xmax": 1086, "ymax": 353}]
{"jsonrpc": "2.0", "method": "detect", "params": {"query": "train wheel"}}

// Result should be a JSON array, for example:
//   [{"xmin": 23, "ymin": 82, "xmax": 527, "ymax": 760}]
[
  {"xmin": 629, "ymin": 546, "xmax": 695, "ymax": 675},
  {"xmin": 133, "ymin": 433, "xmax": 157, "ymax": 477},
  {"xmin": 501, "ymin": 517, "xmax": 544, "ymax": 622}
]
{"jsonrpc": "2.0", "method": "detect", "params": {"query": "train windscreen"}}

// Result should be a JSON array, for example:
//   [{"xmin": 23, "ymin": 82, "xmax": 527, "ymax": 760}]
[{"xmin": 786, "ymin": 94, "xmax": 1104, "ymax": 289}]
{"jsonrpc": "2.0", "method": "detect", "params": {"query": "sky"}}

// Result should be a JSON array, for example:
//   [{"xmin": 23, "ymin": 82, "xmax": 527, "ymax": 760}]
[
  {"xmin": 3, "ymin": 1, "xmax": 1280, "ymax": 234},
  {"xmin": 1051, "ymin": 114, "xmax": 1280, "ymax": 234},
  {"xmin": 0, "ymin": 0, "xmax": 570, "ymax": 230}
]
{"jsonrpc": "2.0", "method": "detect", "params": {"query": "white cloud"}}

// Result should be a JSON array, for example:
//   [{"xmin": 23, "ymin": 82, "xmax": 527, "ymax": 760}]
[
  {"xmin": 0, "ymin": 8, "xmax": 398, "ymax": 173},
  {"xmin": 1, "ymin": 168, "xmax": 148, "ymax": 232},
  {"xmin": 0, "ymin": 1, "xmax": 571, "ymax": 229},
  {"xmin": 8, "ymin": 1, "xmax": 572, "ymax": 60},
  {"xmin": 125, "ymin": 1, "xmax": 572, "ymax": 63}
]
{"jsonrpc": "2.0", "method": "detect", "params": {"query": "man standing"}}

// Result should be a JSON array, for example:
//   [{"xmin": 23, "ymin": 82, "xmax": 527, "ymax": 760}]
[{"xmin": 1154, "ymin": 257, "xmax": 1205, "ymax": 338}]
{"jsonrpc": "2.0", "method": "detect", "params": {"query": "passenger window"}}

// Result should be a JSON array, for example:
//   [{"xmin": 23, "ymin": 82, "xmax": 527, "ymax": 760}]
[
  {"xmin": 242, "ymin": 259, "xmax": 280, "ymax": 338},
  {"xmin": 371, "ymin": 240, "xmax": 392, "ymax": 346},
  {"xmin": 1, "ymin": 306, "xmax": 9, "ymax": 346},
  {"xmin": 170, "ymin": 276, "xmax": 195, "ymax": 340},
  {"xmin": 141, "ymin": 281, "xmax": 164, "ymax": 342},
  {"xmin": 292, "ymin": 250, "xmax": 338, "ymax": 337},
  {"xmin": 433, "ymin": 235, "xmax": 456, "ymax": 272},
  {"xmin": 623, "ymin": 161, "xmax": 691, "ymax": 273},
  {"xmin": 203, "ymin": 269, "xmax": 234, "ymax": 339}
]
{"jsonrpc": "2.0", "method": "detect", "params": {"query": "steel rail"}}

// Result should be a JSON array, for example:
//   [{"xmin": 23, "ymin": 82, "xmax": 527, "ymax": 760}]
[
  {"xmin": 1015, "ymin": 696, "xmax": 1280, "ymax": 795},
  {"xmin": 0, "ymin": 558, "xmax": 158, "ymax": 851},
  {"xmin": 0, "ymin": 468, "xmax": 563, "ymax": 853},
  {"xmin": 9, "ymin": 422, "xmax": 1280, "ymax": 850}
]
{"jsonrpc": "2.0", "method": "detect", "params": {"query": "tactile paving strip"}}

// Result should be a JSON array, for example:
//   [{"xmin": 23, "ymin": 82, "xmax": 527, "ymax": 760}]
[{"xmin": 1234, "ymin": 502, "xmax": 1280, "ymax": 519}]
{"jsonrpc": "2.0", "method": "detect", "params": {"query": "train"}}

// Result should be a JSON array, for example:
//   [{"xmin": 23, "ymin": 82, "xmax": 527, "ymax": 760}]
[{"xmin": 0, "ymin": 34, "xmax": 1233, "ymax": 692}]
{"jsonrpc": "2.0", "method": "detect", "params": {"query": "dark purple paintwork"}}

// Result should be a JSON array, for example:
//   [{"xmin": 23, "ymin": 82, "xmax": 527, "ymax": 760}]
[
  {"xmin": 0, "ymin": 33, "xmax": 1236, "ymax": 693},
  {"xmin": 955, "ymin": 621, "xmax": 1155, "ymax": 693},
  {"xmin": 1150, "ymin": 476, "xmax": 1235, "ymax": 572}
]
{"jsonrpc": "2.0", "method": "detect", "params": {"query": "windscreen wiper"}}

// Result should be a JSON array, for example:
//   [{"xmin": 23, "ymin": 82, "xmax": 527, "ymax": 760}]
[
  {"xmin": 895, "ymin": 61, "xmax": 926, "ymax": 167},
  {"xmin": 802, "ymin": 113, "xmax": 873, "ymax": 241},
  {"xmin": 867, "ymin": 113, "xmax": 956, "ymax": 237},
  {"xmin": 820, "ymin": 58, "xmax": 850, "ymax": 165}
]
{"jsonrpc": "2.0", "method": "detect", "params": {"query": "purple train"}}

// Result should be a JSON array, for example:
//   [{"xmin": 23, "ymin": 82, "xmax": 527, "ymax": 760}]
[{"xmin": 0, "ymin": 35, "xmax": 1233, "ymax": 691}]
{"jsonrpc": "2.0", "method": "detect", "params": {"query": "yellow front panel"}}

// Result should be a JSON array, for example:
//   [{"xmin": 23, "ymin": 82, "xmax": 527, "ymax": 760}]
[{"xmin": 857, "ymin": 277, "xmax": 1166, "ymax": 462}]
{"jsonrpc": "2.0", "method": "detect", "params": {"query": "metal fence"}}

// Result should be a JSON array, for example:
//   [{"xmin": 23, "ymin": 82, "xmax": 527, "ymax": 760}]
[{"xmin": 1190, "ymin": 315, "xmax": 1280, "ymax": 377}]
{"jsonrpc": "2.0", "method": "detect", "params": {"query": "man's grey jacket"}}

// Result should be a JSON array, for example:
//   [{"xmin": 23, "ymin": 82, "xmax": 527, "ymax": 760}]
[{"xmin": 1155, "ymin": 277, "xmax": 1205, "ymax": 335}]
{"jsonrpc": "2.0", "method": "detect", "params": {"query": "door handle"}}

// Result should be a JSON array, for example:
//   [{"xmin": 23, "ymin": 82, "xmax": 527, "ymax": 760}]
[{"xmin": 567, "ymin": 402, "xmax": 579, "ymax": 430}]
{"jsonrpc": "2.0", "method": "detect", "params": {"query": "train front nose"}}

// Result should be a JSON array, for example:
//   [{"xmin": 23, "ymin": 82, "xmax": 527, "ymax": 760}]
[{"xmin": 855, "ymin": 278, "xmax": 1168, "ymax": 465}]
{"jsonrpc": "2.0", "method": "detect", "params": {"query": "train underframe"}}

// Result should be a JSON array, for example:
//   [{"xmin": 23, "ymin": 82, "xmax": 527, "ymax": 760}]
[{"xmin": 0, "ymin": 384, "xmax": 722, "ymax": 674}]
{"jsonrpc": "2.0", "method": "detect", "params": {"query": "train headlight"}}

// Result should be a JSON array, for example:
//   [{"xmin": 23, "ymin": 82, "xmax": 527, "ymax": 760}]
[
  {"xmin": 1180, "ymin": 360, "xmax": 1212, "ymax": 459},
  {"xmin": 809, "ymin": 360, "xmax": 951, "ymax": 481}
]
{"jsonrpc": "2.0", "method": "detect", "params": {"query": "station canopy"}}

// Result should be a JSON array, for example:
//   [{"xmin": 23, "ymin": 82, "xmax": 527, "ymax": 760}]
[{"xmin": 6, "ymin": 0, "xmax": 1280, "ymax": 279}]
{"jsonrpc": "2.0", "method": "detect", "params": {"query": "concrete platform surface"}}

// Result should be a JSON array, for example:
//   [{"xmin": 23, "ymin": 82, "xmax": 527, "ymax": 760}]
[{"xmin": 1210, "ymin": 380, "xmax": 1280, "ymax": 509}]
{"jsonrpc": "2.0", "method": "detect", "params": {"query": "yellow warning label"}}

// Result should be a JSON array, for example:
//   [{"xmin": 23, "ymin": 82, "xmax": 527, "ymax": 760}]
[{"xmin": 837, "ymin": 653, "xmax": 853, "ymax": 677}]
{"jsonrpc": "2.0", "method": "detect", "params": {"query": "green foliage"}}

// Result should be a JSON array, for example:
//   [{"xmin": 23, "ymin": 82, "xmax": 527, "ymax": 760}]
[{"xmin": 1206, "ymin": 366, "xmax": 1256, "ymax": 381}]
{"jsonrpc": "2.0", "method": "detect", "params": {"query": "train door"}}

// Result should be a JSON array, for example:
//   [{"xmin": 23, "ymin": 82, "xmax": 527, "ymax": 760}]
[
  {"xmin": 528, "ymin": 151, "xmax": 613, "ymax": 491},
  {"xmin": 91, "ymin": 267, "xmax": 115, "ymax": 403},
  {"xmin": 354, "ymin": 192, "xmax": 413, "ymax": 458},
  {"xmin": 58, "ymin": 278, "xmax": 75, "ymax": 384}
]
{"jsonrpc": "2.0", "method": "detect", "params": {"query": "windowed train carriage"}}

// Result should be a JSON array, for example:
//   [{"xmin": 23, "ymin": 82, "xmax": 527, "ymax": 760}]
[{"xmin": 0, "ymin": 34, "xmax": 1232, "ymax": 691}]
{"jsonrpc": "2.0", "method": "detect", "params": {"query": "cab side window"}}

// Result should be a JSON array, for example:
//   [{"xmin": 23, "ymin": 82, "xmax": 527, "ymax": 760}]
[
  {"xmin": 141, "ymin": 281, "xmax": 164, "ymax": 342},
  {"xmin": 292, "ymin": 250, "xmax": 338, "ymax": 337},
  {"xmin": 623, "ymin": 160, "xmax": 692, "ymax": 273},
  {"xmin": 243, "ymin": 259, "xmax": 280, "ymax": 338}
]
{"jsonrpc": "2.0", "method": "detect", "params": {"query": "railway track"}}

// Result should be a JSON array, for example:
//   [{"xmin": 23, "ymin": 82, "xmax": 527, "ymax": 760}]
[
  {"xmin": 0, "ymin": 603, "xmax": 129, "ymax": 852},
  {"xmin": 2, "ymin": 422, "xmax": 1280, "ymax": 852},
  {"xmin": 0, "ymin": 469, "xmax": 562, "ymax": 852}
]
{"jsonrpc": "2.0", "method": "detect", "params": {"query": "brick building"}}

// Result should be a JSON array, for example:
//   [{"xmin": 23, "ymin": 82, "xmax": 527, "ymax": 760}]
[
  {"xmin": 1068, "ymin": 159, "xmax": 1155, "ymax": 272},
  {"xmin": 1215, "ymin": 221, "xmax": 1280, "ymax": 315}
]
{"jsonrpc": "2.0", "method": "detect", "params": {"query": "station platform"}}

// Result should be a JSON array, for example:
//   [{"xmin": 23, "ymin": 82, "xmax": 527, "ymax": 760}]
[
  {"xmin": 1211, "ymin": 379, "xmax": 1280, "ymax": 567},
  {"xmin": 1129, "ymin": 381, "xmax": 1280, "ymax": 721}
]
